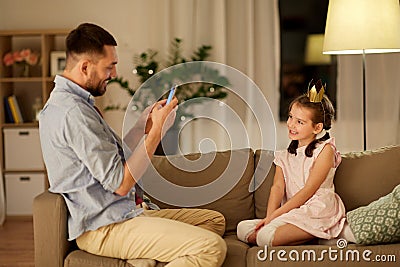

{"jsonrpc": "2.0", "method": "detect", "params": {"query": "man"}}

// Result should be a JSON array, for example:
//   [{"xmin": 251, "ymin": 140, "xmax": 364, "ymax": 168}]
[{"xmin": 39, "ymin": 23, "xmax": 226, "ymax": 267}]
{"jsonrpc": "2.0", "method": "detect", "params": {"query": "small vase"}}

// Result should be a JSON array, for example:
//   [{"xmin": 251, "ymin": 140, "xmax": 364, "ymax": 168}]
[{"xmin": 19, "ymin": 64, "xmax": 30, "ymax": 77}]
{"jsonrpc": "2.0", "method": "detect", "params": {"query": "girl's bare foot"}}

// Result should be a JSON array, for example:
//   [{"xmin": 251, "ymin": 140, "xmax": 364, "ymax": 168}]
[{"xmin": 247, "ymin": 231, "xmax": 257, "ymax": 244}]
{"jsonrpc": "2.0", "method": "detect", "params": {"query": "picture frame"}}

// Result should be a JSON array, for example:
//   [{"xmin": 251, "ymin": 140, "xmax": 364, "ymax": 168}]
[{"xmin": 50, "ymin": 51, "xmax": 66, "ymax": 76}]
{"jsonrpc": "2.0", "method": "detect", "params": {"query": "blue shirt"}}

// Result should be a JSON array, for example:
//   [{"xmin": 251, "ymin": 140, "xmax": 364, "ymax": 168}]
[{"xmin": 39, "ymin": 75, "xmax": 142, "ymax": 241}]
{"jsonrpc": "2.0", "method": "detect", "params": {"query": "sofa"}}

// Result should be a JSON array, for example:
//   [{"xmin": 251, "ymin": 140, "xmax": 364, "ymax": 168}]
[{"xmin": 33, "ymin": 145, "xmax": 400, "ymax": 267}]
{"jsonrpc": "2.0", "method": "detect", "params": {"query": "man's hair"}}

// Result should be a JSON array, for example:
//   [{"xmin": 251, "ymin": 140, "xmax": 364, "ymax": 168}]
[{"xmin": 66, "ymin": 23, "xmax": 117, "ymax": 58}]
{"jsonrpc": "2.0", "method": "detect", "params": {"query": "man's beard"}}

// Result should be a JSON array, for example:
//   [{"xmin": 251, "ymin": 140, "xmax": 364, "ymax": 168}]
[{"xmin": 86, "ymin": 78, "xmax": 108, "ymax": 97}]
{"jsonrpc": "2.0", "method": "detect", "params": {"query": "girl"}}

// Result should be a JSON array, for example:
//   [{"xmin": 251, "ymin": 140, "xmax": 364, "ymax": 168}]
[{"xmin": 237, "ymin": 80, "xmax": 346, "ymax": 246}]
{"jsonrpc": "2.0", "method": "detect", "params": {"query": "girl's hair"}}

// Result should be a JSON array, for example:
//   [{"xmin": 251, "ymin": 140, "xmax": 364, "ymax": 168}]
[{"xmin": 287, "ymin": 94, "xmax": 335, "ymax": 157}]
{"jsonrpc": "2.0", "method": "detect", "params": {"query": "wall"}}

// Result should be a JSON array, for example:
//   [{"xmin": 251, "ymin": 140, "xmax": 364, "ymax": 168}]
[
  {"xmin": 1, "ymin": 0, "xmax": 399, "ymax": 153},
  {"xmin": 0, "ymin": 0, "xmax": 156, "ymax": 129},
  {"xmin": 0, "ymin": 0, "xmax": 187, "ymax": 137}
]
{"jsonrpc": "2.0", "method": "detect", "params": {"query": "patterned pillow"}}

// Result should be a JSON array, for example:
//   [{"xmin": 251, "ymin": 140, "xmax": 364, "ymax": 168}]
[{"xmin": 346, "ymin": 184, "xmax": 400, "ymax": 245}]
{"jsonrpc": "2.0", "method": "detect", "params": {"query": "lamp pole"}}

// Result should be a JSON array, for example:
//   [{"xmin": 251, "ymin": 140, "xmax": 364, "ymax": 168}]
[
  {"xmin": 362, "ymin": 50, "xmax": 366, "ymax": 151},
  {"xmin": 322, "ymin": 0, "xmax": 400, "ymax": 151}
]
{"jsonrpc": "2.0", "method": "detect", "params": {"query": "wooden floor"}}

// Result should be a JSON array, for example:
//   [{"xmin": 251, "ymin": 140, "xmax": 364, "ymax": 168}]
[{"xmin": 0, "ymin": 216, "xmax": 34, "ymax": 267}]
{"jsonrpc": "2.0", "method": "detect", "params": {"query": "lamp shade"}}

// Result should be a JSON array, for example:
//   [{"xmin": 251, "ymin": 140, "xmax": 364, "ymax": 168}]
[
  {"xmin": 323, "ymin": 0, "xmax": 400, "ymax": 54},
  {"xmin": 305, "ymin": 34, "xmax": 331, "ymax": 65}
]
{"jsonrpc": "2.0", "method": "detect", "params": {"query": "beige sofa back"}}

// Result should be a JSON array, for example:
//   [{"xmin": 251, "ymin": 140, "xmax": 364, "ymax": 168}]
[
  {"xmin": 146, "ymin": 148, "xmax": 255, "ymax": 233},
  {"xmin": 335, "ymin": 146, "xmax": 400, "ymax": 211},
  {"xmin": 148, "ymin": 146, "xmax": 400, "ymax": 232}
]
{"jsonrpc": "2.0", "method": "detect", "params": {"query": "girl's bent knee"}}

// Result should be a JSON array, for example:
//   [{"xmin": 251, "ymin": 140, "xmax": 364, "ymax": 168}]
[
  {"xmin": 237, "ymin": 220, "xmax": 257, "ymax": 243},
  {"xmin": 256, "ymin": 220, "xmax": 286, "ymax": 247},
  {"xmin": 236, "ymin": 221, "xmax": 248, "ymax": 242}
]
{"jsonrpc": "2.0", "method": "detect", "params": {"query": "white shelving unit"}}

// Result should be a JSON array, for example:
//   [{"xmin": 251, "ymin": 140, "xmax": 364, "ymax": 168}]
[{"xmin": 0, "ymin": 29, "xmax": 70, "ymax": 218}]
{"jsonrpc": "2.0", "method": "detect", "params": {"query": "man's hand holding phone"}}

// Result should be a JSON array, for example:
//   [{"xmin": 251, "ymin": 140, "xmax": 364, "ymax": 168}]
[{"xmin": 146, "ymin": 86, "xmax": 178, "ymax": 137}]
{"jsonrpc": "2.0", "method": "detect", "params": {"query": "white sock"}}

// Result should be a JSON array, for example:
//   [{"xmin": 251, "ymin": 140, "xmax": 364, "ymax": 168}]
[{"xmin": 338, "ymin": 222, "xmax": 356, "ymax": 243}]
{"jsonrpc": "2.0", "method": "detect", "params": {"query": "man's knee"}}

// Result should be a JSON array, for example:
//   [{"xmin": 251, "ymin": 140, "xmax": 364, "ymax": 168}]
[
  {"xmin": 217, "ymin": 236, "xmax": 228, "ymax": 265},
  {"xmin": 181, "ymin": 233, "xmax": 227, "ymax": 267},
  {"xmin": 208, "ymin": 234, "xmax": 227, "ymax": 266},
  {"xmin": 200, "ymin": 209, "xmax": 226, "ymax": 236},
  {"xmin": 210, "ymin": 210, "xmax": 226, "ymax": 235},
  {"xmin": 256, "ymin": 220, "xmax": 286, "ymax": 247}
]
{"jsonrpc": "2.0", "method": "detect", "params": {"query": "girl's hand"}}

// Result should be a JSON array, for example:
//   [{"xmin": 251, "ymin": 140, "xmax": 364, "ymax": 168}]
[
  {"xmin": 255, "ymin": 217, "xmax": 268, "ymax": 231},
  {"xmin": 255, "ymin": 213, "xmax": 276, "ymax": 231}
]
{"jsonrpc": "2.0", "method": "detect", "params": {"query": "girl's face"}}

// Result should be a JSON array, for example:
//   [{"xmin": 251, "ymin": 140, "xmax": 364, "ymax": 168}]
[{"xmin": 287, "ymin": 102, "xmax": 322, "ymax": 147}]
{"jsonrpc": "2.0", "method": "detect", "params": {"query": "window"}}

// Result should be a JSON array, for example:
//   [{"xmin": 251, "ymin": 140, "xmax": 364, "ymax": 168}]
[{"xmin": 279, "ymin": 0, "xmax": 337, "ymax": 121}]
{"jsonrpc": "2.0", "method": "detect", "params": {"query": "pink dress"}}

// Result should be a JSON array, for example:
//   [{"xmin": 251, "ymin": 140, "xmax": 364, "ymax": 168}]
[{"xmin": 273, "ymin": 138, "xmax": 346, "ymax": 239}]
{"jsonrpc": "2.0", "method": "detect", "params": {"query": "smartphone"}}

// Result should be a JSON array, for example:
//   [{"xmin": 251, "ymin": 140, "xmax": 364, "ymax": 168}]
[{"xmin": 166, "ymin": 85, "xmax": 177, "ymax": 104}]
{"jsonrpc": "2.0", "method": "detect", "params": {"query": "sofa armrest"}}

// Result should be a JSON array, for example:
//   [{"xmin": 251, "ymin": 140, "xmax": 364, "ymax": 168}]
[{"xmin": 33, "ymin": 190, "xmax": 73, "ymax": 267}]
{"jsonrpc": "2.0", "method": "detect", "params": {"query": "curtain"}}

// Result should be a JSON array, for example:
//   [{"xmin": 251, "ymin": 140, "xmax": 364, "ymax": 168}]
[
  {"xmin": 102, "ymin": 0, "xmax": 281, "ymax": 153},
  {"xmin": 3, "ymin": 0, "xmax": 395, "ymax": 152},
  {"xmin": 332, "ymin": 53, "xmax": 400, "ymax": 152},
  {"xmin": 102, "ymin": 0, "xmax": 399, "ymax": 153}
]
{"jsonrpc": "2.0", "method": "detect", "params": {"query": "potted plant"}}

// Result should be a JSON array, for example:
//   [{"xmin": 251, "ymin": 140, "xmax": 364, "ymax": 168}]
[
  {"xmin": 106, "ymin": 38, "xmax": 229, "ymax": 111},
  {"xmin": 106, "ymin": 39, "xmax": 230, "ymax": 154}
]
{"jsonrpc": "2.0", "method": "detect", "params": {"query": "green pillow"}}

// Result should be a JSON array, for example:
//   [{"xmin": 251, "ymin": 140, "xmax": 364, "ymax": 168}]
[{"xmin": 347, "ymin": 184, "xmax": 400, "ymax": 245}]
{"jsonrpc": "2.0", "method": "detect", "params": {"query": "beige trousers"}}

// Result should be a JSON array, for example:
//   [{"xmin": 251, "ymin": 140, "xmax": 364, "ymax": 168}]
[{"xmin": 76, "ymin": 208, "xmax": 227, "ymax": 267}]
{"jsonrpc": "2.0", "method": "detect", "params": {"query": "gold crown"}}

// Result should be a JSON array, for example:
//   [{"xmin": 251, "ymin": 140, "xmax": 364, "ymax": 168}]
[{"xmin": 307, "ymin": 79, "xmax": 325, "ymax": 103}]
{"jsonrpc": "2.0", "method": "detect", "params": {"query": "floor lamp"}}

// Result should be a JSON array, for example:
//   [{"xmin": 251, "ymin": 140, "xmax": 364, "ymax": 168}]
[{"xmin": 322, "ymin": 0, "xmax": 400, "ymax": 151}]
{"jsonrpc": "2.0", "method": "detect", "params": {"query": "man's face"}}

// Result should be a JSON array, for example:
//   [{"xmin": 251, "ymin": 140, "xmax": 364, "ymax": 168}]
[{"xmin": 85, "ymin": 45, "xmax": 118, "ymax": 97}]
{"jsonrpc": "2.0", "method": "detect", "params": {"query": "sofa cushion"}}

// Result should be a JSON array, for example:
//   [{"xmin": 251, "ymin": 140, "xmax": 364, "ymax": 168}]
[
  {"xmin": 254, "ymin": 150, "xmax": 276, "ymax": 219},
  {"xmin": 33, "ymin": 191, "xmax": 75, "ymax": 267},
  {"xmin": 143, "ymin": 148, "xmax": 255, "ymax": 234},
  {"xmin": 222, "ymin": 236, "xmax": 250, "ymax": 267},
  {"xmin": 334, "ymin": 146, "xmax": 400, "ymax": 211},
  {"xmin": 347, "ymin": 184, "xmax": 400, "ymax": 245}
]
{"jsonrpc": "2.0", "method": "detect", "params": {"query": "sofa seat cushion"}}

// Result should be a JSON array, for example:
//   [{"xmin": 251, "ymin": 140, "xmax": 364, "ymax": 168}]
[
  {"xmin": 222, "ymin": 236, "xmax": 250, "ymax": 267},
  {"xmin": 144, "ymin": 149, "xmax": 255, "ymax": 233},
  {"xmin": 347, "ymin": 184, "xmax": 400, "ymax": 245}
]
